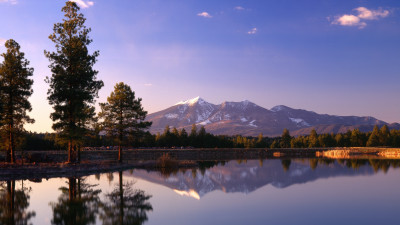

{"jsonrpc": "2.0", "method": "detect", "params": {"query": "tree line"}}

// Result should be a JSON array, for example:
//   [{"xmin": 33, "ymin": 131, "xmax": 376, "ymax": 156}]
[
  {"xmin": 18, "ymin": 124, "xmax": 400, "ymax": 151},
  {"xmin": 274, "ymin": 125, "xmax": 400, "ymax": 148},
  {"xmin": 0, "ymin": 2, "xmax": 150, "ymax": 164},
  {"xmin": 142, "ymin": 124, "xmax": 400, "ymax": 148}
]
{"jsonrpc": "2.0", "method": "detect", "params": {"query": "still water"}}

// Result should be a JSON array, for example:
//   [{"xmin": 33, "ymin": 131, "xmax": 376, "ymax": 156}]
[{"xmin": 1, "ymin": 158, "xmax": 400, "ymax": 225}]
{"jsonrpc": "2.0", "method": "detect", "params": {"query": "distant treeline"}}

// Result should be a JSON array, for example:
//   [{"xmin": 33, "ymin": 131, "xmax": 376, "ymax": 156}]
[{"xmin": 20, "ymin": 124, "xmax": 400, "ymax": 151}]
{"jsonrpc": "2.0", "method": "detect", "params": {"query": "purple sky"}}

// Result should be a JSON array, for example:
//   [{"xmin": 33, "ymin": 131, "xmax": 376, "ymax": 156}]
[{"xmin": 0, "ymin": 0, "xmax": 399, "ymax": 132}]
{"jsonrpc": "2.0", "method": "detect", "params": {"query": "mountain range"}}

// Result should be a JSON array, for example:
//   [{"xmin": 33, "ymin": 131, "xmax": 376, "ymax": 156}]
[{"xmin": 146, "ymin": 97, "xmax": 400, "ymax": 136}]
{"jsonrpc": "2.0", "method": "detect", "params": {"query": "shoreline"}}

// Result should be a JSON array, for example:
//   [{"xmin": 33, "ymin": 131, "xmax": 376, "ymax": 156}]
[{"xmin": 1, "ymin": 147, "xmax": 400, "ymax": 181}]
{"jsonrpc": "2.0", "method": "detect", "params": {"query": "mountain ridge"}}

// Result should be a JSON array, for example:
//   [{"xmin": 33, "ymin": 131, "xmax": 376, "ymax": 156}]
[{"xmin": 146, "ymin": 97, "xmax": 399, "ymax": 136}]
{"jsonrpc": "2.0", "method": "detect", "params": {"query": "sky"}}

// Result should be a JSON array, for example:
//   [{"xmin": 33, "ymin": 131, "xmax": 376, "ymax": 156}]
[{"xmin": 0, "ymin": 0, "xmax": 399, "ymax": 133}]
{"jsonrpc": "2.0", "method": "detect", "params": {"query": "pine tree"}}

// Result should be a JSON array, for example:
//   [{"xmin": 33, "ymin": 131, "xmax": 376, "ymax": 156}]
[
  {"xmin": 99, "ymin": 82, "xmax": 151, "ymax": 162},
  {"xmin": 171, "ymin": 127, "xmax": 179, "ymax": 146},
  {"xmin": 280, "ymin": 128, "xmax": 291, "ymax": 148},
  {"xmin": 390, "ymin": 130, "xmax": 400, "ymax": 147},
  {"xmin": 379, "ymin": 125, "xmax": 390, "ymax": 146},
  {"xmin": 45, "ymin": 2, "xmax": 104, "ymax": 163},
  {"xmin": 366, "ymin": 126, "xmax": 380, "ymax": 147},
  {"xmin": 308, "ymin": 129, "xmax": 319, "ymax": 148},
  {"xmin": 198, "ymin": 126, "xmax": 207, "ymax": 148},
  {"xmin": 0, "ymin": 39, "xmax": 34, "ymax": 163},
  {"xmin": 155, "ymin": 132, "xmax": 161, "ymax": 146},
  {"xmin": 270, "ymin": 140, "xmax": 280, "ymax": 148},
  {"xmin": 179, "ymin": 128, "xmax": 188, "ymax": 146},
  {"xmin": 350, "ymin": 129, "xmax": 363, "ymax": 147},
  {"xmin": 190, "ymin": 124, "xmax": 197, "ymax": 137},
  {"xmin": 335, "ymin": 133, "xmax": 344, "ymax": 147},
  {"xmin": 163, "ymin": 125, "xmax": 171, "ymax": 136},
  {"xmin": 256, "ymin": 133, "xmax": 265, "ymax": 148},
  {"xmin": 189, "ymin": 124, "xmax": 197, "ymax": 146}
]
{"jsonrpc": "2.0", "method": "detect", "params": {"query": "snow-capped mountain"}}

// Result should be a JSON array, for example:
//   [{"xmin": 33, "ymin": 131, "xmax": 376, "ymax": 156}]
[{"xmin": 146, "ymin": 97, "xmax": 397, "ymax": 136}]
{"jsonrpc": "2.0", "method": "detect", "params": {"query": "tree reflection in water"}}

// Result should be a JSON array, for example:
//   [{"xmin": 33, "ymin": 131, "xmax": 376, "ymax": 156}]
[
  {"xmin": 0, "ymin": 180, "xmax": 35, "ymax": 225},
  {"xmin": 100, "ymin": 171, "xmax": 153, "ymax": 225},
  {"xmin": 50, "ymin": 177, "xmax": 101, "ymax": 225},
  {"xmin": 281, "ymin": 159, "xmax": 291, "ymax": 172},
  {"xmin": 280, "ymin": 158, "xmax": 400, "ymax": 173}
]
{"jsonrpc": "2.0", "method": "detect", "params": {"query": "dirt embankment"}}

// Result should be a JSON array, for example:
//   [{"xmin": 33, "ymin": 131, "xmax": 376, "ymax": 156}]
[{"xmin": 316, "ymin": 147, "xmax": 400, "ymax": 159}]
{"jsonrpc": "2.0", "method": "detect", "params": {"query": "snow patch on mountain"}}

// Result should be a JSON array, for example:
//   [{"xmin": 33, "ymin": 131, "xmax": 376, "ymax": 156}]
[
  {"xmin": 165, "ymin": 113, "xmax": 179, "ymax": 119},
  {"xmin": 198, "ymin": 119, "xmax": 211, "ymax": 126},
  {"xmin": 195, "ymin": 108, "xmax": 214, "ymax": 122},
  {"xmin": 210, "ymin": 112, "xmax": 222, "ymax": 121},
  {"xmin": 249, "ymin": 120, "xmax": 257, "ymax": 127},
  {"xmin": 178, "ymin": 104, "xmax": 188, "ymax": 113},
  {"xmin": 241, "ymin": 117, "xmax": 248, "ymax": 122},
  {"xmin": 289, "ymin": 117, "xmax": 310, "ymax": 127},
  {"xmin": 176, "ymin": 96, "xmax": 213, "ymax": 107},
  {"xmin": 176, "ymin": 96, "xmax": 201, "ymax": 106},
  {"xmin": 271, "ymin": 105, "xmax": 286, "ymax": 112}
]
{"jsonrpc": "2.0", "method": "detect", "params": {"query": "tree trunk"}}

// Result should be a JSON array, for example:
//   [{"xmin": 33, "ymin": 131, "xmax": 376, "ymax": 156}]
[
  {"xmin": 118, "ymin": 144, "xmax": 122, "ymax": 163},
  {"xmin": 72, "ymin": 144, "xmax": 77, "ymax": 163},
  {"xmin": 78, "ymin": 178, "xmax": 81, "ymax": 199},
  {"xmin": 77, "ymin": 145, "xmax": 81, "ymax": 163},
  {"xmin": 119, "ymin": 171, "xmax": 124, "ymax": 225},
  {"xmin": 8, "ymin": 124, "xmax": 15, "ymax": 164},
  {"xmin": 69, "ymin": 178, "xmax": 76, "ymax": 201},
  {"xmin": 7, "ymin": 180, "xmax": 15, "ymax": 225},
  {"xmin": 68, "ymin": 141, "xmax": 72, "ymax": 163}
]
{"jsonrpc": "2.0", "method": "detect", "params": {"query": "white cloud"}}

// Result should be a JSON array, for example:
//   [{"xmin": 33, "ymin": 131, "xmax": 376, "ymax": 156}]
[
  {"xmin": 247, "ymin": 28, "xmax": 257, "ymax": 34},
  {"xmin": 331, "ymin": 7, "xmax": 389, "ymax": 29},
  {"xmin": 0, "ymin": 0, "xmax": 17, "ymax": 5},
  {"xmin": 197, "ymin": 12, "xmax": 212, "ymax": 18},
  {"xmin": 144, "ymin": 83, "xmax": 153, "ymax": 87},
  {"xmin": 332, "ymin": 14, "xmax": 366, "ymax": 29},
  {"xmin": 234, "ymin": 6, "xmax": 245, "ymax": 11},
  {"xmin": 355, "ymin": 7, "xmax": 389, "ymax": 20},
  {"xmin": 69, "ymin": 0, "xmax": 94, "ymax": 9}
]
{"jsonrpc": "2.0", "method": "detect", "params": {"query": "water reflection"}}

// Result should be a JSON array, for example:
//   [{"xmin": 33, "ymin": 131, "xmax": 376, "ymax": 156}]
[
  {"xmin": 0, "ymin": 180, "xmax": 36, "ymax": 225},
  {"xmin": 50, "ymin": 177, "xmax": 101, "ymax": 225},
  {"xmin": 100, "ymin": 171, "xmax": 153, "ymax": 225},
  {"xmin": 281, "ymin": 159, "xmax": 291, "ymax": 172},
  {"xmin": 48, "ymin": 175, "xmax": 153, "ymax": 225},
  {"xmin": 0, "ymin": 158, "xmax": 399, "ymax": 225},
  {"xmin": 132, "ymin": 158, "xmax": 400, "ymax": 199}
]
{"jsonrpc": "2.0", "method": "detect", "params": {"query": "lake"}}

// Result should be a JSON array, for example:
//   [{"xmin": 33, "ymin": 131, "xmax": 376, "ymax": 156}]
[{"xmin": 1, "ymin": 158, "xmax": 400, "ymax": 225}]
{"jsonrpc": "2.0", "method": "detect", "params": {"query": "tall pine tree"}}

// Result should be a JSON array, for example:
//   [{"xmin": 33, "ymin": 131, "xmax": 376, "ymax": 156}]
[
  {"xmin": 280, "ymin": 128, "xmax": 291, "ymax": 148},
  {"xmin": 367, "ymin": 125, "xmax": 380, "ymax": 147},
  {"xmin": 45, "ymin": 2, "xmax": 103, "ymax": 163},
  {"xmin": 99, "ymin": 82, "xmax": 151, "ymax": 162},
  {"xmin": 379, "ymin": 125, "xmax": 390, "ymax": 146},
  {"xmin": 308, "ymin": 129, "xmax": 319, "ymax": 148},
  {"xmin": 0, "ymin": 39, "xmax": 34, "ymax": 163}
]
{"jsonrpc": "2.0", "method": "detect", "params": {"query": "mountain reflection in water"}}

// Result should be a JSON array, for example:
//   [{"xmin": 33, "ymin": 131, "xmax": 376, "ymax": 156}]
[{"xmin": 131, "ymin": 158, "xmax": 400, "ymax": 199}]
